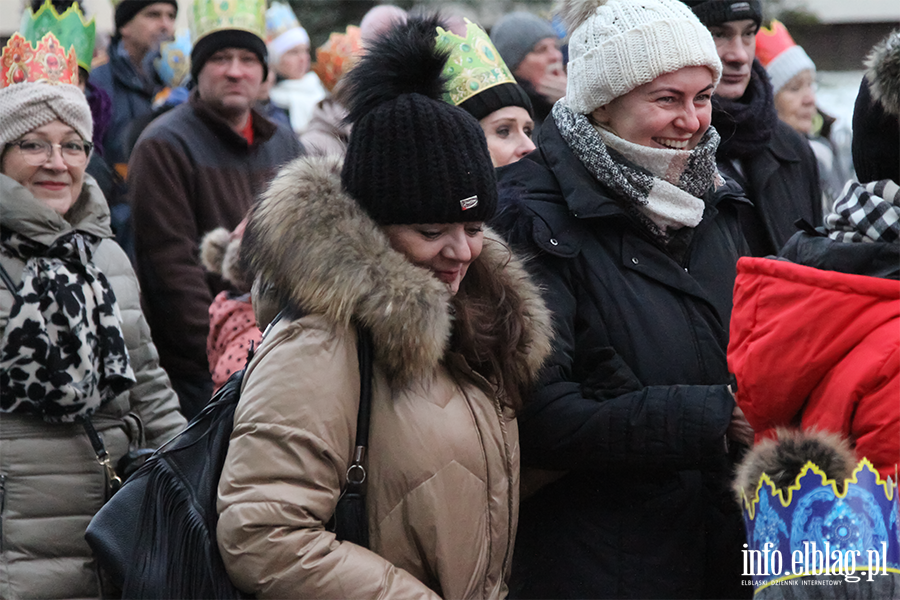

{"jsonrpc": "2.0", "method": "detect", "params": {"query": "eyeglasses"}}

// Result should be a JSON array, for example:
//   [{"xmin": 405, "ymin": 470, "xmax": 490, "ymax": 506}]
[{"xmin": 4, "ymin": 139, "xmax": 93, "ymax": 167}]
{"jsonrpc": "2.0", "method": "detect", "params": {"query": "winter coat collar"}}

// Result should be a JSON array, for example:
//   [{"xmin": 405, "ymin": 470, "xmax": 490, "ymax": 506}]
[
  {"xmin": 189, "ymin": 89, "xmax": 279, "ymax": 150},
  {"xmin": 244, "ymin": 155, "xmax": 552, "ymax": 386},
  {"xmin": 107, "ymin": 37, "xmax": 161, "ymax": 96},
  {"xmin": 0, "ymin": 174, "xmax": 111, "ymax": 246}
]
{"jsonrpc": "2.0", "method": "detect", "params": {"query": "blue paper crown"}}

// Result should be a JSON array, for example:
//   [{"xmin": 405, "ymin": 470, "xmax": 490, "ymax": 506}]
[{"xmin": 740, "ymin": 459, "xmax": 900, "ymax": 593}]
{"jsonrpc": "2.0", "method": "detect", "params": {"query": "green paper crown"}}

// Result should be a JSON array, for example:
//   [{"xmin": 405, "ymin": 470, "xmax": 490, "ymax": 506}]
[
  {"xmin": 20, "ymin": 0, "xmax": 96, "ymax": 73},
  {"xmin": 435, "ymin": 19, "xmax": 518, "ymax": 107},
  {"xmin": 191, "ymin": 0, "xmax": 266, "ymax": 43}
]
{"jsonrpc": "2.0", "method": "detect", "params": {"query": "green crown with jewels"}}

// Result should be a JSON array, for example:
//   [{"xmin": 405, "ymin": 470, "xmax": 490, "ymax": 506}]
[
  {"xmin": 20, "ymin": 0, "xmax": 96, "ymax": 72},
  {"xmin": 192, "ymin": 0, "xmax": 266, "ymax": 43},
  {"xmin": 435, "ymin": 18, "xmax": 518, "ymax": 107}
]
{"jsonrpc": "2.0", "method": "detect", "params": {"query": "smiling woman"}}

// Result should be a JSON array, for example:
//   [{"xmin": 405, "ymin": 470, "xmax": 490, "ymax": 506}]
[
  {"xmin": 492, "ymin": 0, "xmax": 755, "ymax": 598},
  {"xmin": 1, "ymin": 121, "xmax": 90, "ymax": 215},
  {"xmin": 215, "ymin": 14, "xmax": 554, "ymax": 600},
  {"xmin": 0, "ymin": 32, "xmax": 185, "ymax": 600}
]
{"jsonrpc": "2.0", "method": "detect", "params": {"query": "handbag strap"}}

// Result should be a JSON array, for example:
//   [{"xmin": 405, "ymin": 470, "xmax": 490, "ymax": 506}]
[
  {"xmin": 258, "ymin": 307, "xmax": 373, "ymax": 493},
  {"xmin": 81, "ymin": 415, "xmax": 123, "ymax": 496},
  {"xmin": 346, "ymin": 323, "xmax": 374, "ymax": 493}
]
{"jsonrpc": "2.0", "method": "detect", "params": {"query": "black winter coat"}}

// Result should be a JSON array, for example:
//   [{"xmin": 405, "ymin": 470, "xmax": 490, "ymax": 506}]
[
  {"xmin": 493, "ymin": 118, "xmax": 752, "ymax": 599},
  {"xmin": 719, "ymin": 119, "xmax": 822, "ymax": 256}
]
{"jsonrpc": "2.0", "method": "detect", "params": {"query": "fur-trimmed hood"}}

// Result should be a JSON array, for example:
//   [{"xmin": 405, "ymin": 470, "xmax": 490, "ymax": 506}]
[
  {"xmin": 242, "ymin": 154, "xmax": 553, "ymax": 386},
  {"xmin": 865, "ymin": 28, "xmax": 900, "ymax": 117},
  {"xmin": 733, "ymin": 429, "xmax": 856, "ymax": 504}
]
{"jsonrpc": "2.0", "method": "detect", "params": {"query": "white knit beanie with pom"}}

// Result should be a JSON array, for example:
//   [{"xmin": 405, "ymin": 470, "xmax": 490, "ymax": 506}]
[
  {"xmin": 560, "ymin": 0, "xmax": 722, "ymax": 114},
  {"xmin": 0, "ymin": 82, "xmax": 92, "ymax": 148}
]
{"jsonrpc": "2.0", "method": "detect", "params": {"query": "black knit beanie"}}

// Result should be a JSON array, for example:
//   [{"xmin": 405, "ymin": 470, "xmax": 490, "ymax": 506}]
[
  {"xmin": 115, "ymin": 0, "xmax": 178, "ymax": 30},
  {"xmin": 852, "ymin": 30, "xmax": 900, "ymax": 184},
  {"xmin": 679, "ymin": 0, "xmax": 762, "ymax": 27},
  {"xmin": 459, "ymin": 81, "xmax": 534, "ymax": 121},
  {"xmin": 340, "ymin": 14, "xmax": 497, "ymax": 226},
  {"xmin": 191, "ymin": 29, "xmax": 268, "ymax": 82}
]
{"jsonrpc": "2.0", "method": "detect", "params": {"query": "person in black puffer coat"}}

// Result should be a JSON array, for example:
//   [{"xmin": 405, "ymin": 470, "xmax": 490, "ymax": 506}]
[{"xmin": 492, "ymin": 1, "xmax": 753, "ymax": 598}]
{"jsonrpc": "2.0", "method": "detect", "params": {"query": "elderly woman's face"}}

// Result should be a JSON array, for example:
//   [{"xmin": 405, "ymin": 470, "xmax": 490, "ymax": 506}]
[
  {"xmin": 382, "ymin": 222, "xmax": 484, "ymax": 295},
  {"xmin": 592, "ymin": 66, "xmax": 715, "ymax": 151},
  {"xmin": 1, "ymin": 120, "xmax": 88, "ymax": 215}
]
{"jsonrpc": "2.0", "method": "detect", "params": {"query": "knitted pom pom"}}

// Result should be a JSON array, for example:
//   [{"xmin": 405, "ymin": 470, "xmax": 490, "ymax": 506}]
[
  {"xmin": 865, "ymin": 29, "xmax": 900, "ymax": 117},
  {"xmin": 557, "ymin": 0, "xmax": 608, "ymax": 34},
  {"xmin": 732, "ymin": 428, "xmax": 855, "ymax": 504},
  {"xmin": 200, "ymin": 227, "xmax": 230, "ymax": 275},
  {"xmin": 341, "ymin": 13, "xmax": 449, "ymax": 125}
]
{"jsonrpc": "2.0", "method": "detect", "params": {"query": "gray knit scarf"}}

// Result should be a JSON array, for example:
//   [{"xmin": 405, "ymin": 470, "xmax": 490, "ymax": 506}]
[
  {"xmin": 552, "ymin": 100, "xmax": 723, "ymax": 241},
  {"xmin": 0, "ymin": 229, "xmax": 135, "ymax": 422},
  {"xmin": 825, "ymin": 179, "xmax": 900, "ymax": 244}
]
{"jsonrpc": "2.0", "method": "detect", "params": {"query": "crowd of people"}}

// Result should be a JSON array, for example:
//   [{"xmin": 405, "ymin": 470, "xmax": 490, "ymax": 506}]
[{"xmin": 0, "ymin": 0, "xmax": 896, "ymax": 599}]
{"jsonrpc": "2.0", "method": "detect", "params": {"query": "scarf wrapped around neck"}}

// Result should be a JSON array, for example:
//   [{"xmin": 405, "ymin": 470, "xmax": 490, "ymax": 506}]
[
  {"xmin": 826, "ymin": 179, "xmax": 900, "ymax": 243},
  {"xmin": 0, "ymin": 228, "xmax": 135, "ymax": 423},
  {"xmin": 552, "ymin": 100, "xmax": 723, "ymax": 242},
  {"xmin": 711, "ymin": 59, "xmax": 777, "ymax": 159}
]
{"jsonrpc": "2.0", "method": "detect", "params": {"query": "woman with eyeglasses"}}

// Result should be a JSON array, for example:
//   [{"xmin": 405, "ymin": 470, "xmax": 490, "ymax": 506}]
[{"xmin": 0, "ymin": 33, "xmax": 185, "ymax": 599}]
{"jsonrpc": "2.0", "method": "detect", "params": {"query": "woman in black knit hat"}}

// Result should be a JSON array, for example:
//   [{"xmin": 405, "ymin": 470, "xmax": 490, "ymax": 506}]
[{"xmin": 215, "ymin": 14, "xmax": 553, "ymax": 600}]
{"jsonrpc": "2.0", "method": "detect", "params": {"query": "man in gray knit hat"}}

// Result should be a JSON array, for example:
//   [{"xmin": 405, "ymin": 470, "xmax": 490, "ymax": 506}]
[{"xmin": 490, "ymin": 11, "xmax": 565, "ymax": 133}]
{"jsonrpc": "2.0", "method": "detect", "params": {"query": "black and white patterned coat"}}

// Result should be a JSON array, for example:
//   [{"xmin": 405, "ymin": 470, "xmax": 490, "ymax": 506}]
[{"xmin": 0, "ymin": 173, "xmax": 186, "ymax": 599}]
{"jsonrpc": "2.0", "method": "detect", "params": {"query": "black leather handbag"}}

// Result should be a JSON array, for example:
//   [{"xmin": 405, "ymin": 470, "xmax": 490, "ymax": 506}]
[{"xmin": 85, "ymin": 319, "xmax": 374, "ymax": 598}]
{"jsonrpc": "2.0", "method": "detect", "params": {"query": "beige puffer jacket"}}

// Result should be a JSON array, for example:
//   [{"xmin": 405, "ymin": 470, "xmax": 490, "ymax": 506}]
[
  {"xmin": 216, "ymin": 156, "xmax": 553, "ymax": 599},
  {"xmin": 0, "ymin": 174, "xmax": 187, "ymax": 600}
]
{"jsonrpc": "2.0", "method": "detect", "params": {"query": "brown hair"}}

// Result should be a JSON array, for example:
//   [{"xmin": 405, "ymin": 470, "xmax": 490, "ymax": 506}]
[{"xmin": 447, "ymin": 237, "xmax": 537, "ymax": 413}]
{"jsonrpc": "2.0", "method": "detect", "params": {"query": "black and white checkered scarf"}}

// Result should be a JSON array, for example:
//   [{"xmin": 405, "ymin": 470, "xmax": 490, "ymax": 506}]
[
  {"xmin": 552, "ymin": 101, "xmax": 722, "ymax": 242},
  {"xmin": 825, "ymin": 179, "xmax": 900, "ymax": 243},
  {"xmin": 0, "ymin": 228, "xmax": 135, "ymax": 422}
]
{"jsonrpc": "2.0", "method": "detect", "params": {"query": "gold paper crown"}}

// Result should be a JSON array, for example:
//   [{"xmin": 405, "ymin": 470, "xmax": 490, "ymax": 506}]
[
  {"xmin": 1, "ymin": 31, "xmax": 79, "ymax": 87},
  {"xmin": 191, "ymin": 0, "xmax": 266, "ymax": 43},
  {"xmin": 20, "ymin": 0, "xmax": 96, "ymax": 72},
  {"xmin": 312, "ymin": 25, "xmax": 362, "ymax": 92},
  {"xmin": 435, "ymin": 19, "xmax": 518, "ymax": 107}
]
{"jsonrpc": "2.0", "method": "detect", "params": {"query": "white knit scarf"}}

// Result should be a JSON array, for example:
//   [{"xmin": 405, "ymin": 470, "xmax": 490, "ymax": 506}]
[{"xmin": 552, "ymin": 100, "xmax": 723, "ymax": 241}]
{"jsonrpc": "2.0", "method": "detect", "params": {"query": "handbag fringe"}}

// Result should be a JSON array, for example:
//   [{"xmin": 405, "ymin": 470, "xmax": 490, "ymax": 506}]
[{"xmin": 123, "ymin": 460, "xmax": 249, "ymax": 598}]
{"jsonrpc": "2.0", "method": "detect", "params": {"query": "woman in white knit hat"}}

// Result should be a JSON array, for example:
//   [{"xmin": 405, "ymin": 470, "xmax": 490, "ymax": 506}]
[
  {"xmin": 492, "ymin": 1, "xmax": 754, "ymax": 598},
  {"xmin": 0, "ymin": 32, "xmax": 185, "ymax": 599}
]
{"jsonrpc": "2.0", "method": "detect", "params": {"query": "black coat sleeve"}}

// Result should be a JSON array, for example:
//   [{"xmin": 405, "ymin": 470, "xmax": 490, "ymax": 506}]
[
  {"xmin": 517, "ymin": 250, "xmax": 734, "ymax": 472},
  {"xmin": 493, "ymin": 174, "xmax": 735, "ymax": 475}
]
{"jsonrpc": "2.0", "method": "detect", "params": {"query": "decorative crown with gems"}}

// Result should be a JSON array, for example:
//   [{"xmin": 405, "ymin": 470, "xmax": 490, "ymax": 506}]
[
  {"xmin": 434, "ymin": 18, "xmax": 518, "ymax": 107},
  {"xmin": 739, "ymin": 458, "xmax": 900, "ymax": 592},
  {"xmin": 1, "ymin": 31, "xmax": 78, "ymax": 87},
  {"xmin": 20, "ymin": 0, "xmax": 95, "ymax": 73},
  {"xmin": 191, "ymin": 0, "xmax": 266, "ymax": 44}
]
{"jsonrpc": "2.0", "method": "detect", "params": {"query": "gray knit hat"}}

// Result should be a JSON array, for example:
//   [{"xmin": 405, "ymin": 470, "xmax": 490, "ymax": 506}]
[
  {"xmin": 490, "ymin": 12, "xmax": 557, "ymax": 72},
  {"xmin": 0, "ymin": 82, "xmax": 92, "ymax": 148}
]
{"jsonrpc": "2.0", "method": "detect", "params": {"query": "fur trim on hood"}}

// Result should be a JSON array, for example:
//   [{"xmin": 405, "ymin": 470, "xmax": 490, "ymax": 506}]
[
  {"xmin": 865, "ymin": 29, "xmax": 900, "ymax": 117},
  {"xmin": 733, "ymin": 429, "xmax": 856, "ymax": 504},
  {"xmin": 242, "ymin": 154, "xmax": 553, "ymax": 387}
]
